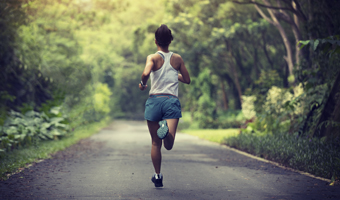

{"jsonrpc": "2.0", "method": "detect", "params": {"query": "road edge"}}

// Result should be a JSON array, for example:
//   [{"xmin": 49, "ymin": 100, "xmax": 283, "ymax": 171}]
[{"xmin": 181, "ymin": 132, "xmax": 332, "ymax": 183}]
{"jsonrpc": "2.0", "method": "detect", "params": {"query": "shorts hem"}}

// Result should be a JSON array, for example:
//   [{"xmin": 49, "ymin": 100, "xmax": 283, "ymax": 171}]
[
  {"xmin": 145, "ymin": 116, "xmax": 182, "ymax": 121},
  {"xmin": 144, "ymin": 117, "xmax": 156, "ymax": 122},
  {"xmin": 162, "ymin": 116, "xmax": 182, "ymax": 120}
]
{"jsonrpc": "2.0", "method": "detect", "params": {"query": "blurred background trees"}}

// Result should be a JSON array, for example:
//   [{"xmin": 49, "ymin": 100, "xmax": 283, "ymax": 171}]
[
  {"xmin": 155, "ymin": 0, "xmax": 340, "ymax": 140},
  {"xmin": 1, "ymin": 0, "xmax": 339, "ymax": 160}
]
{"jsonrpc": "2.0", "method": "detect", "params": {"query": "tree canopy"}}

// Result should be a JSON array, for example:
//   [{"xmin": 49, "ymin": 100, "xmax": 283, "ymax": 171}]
[{"xmin": 1, "ymin": 0, "xmax": 340, "ymax": 137}]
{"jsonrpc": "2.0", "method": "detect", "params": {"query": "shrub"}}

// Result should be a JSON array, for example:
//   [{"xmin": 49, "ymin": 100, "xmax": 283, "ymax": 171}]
[
  {"xmin": 241, "ymin": 84, "xmax": 310, "ymax": 135},
  {"xmin": 0, "ymin": 107, "xmax": 69, "ymax": 156},
  {"xmin": 241, "ymin": 95, "xmax": 256, "ymax": 120},
  {"xmin": 224, "ymin": 132, "xmax": 340, "ymax": 179},
  {"xmin": 93, "ymin": 83, "xmax": 112, "ymax": 116}
]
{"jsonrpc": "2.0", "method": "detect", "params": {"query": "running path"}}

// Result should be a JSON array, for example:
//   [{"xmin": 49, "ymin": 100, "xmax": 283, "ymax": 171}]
[{"xmin": 0, "ymin": 120, "xmax": 339, "ymax": 200}]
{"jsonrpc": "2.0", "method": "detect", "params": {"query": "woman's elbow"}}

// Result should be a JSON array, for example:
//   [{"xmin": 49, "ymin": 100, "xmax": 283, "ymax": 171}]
[{"xmin": 142, "ymin": 72, "xmax": 150, "ymax": 79}]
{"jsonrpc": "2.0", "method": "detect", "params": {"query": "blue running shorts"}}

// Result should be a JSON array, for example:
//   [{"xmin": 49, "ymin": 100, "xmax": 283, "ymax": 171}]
[{"xmin": 144, "ymin": 94, "xmax": 182, "ymax": 121}]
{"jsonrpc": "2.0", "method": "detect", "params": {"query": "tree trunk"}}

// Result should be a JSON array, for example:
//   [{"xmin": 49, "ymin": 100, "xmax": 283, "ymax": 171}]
[
  {"xmin": 224, "ymin": 40, "xmax": 243, "ymax": 106},
  {"xmin": 261, "ymin": 31, "xmax": 274, "ymax": 69},
  {"xmin": 253, "ymin": 0, "xmax": 295, "ymax": 78},
  {"xmin": 234, "ymin": 50, "xmax": 252, "ymax": 85},
  {"xmin": 276, "ymin": 0, "xmax": 303, "ymax": 66},
  {"xmin": 313, "ymin": 71, "xmax": 340, "ymax": 138},
  {"xmin": 221, "ymin": 81, "xmax": 229, "ymax": 110},
  {"xmin": 223, "ymin": 73, "xmax": 242, "ymax": 110},
  {"xmin": 228, "ymin": 55, "xmax": 243, "ymax": 105},
  {"xmin": 253, "ymin": 46, "xmax": 259, "ymax": 78},
  {"xmin": 324, "ymin": 91, "xmax": 340, "ymax": 139},
  {"xmin": 292, "ymin": 0, "xmax": 301, "ymax": 66}
]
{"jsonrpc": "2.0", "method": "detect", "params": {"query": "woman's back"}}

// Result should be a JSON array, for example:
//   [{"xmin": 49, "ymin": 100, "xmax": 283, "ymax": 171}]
[
  {"xmin": 151, "ymin": 51, "xmax": 183, "ymax": 71},
  {"xmin": 149, "ymin": 51, "xmax": 180, "ymax": 96}
]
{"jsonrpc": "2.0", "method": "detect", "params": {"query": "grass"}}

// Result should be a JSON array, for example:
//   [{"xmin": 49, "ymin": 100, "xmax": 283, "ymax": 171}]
[
  {"xmin": 179, "ymin": 111, "xmax": 240, "ymax": 143},
  {"xmin": 0, "ymin": 117, "xmax": 111, "ymax": 180},
  {"xmin": 224, "ymin": 132, "xmax": 340, "ymax": 181},
  {"xmin": 178, "ymin": 112, "xmax": 339, "ymax": 183},
  {"xmin": 181, "ymin": 128, "xmax": 240, "ymax": 143}
]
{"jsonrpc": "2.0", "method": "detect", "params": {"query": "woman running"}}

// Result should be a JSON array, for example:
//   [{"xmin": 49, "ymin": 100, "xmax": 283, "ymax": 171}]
[{"xmin": 139, "ymin": 24, "xmax": 191, "ymax": 188}]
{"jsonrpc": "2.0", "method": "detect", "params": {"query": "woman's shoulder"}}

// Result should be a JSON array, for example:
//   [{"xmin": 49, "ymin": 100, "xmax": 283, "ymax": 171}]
[
  {"xmin": 147, "ymin": 52, "xmax": 183, "ymax": 63},
  {"xmin": 169, "ymin": 53, "xmax": 184, "ymax": 69},
  {"xmin": 171, "ymin": 52, "xmax": 183, "ymax": 61},
  {"xmin": 146, "ymin": 53, "xmax": 162, "ymax": 62}
]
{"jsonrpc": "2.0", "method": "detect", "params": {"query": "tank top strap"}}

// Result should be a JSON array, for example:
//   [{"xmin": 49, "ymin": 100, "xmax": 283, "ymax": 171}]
[
  {"xmin": 156, "ymin": 51, "xmax": 165, "ymax": 60},
  {"xmin": 165, "ymin": 52, "xmax": 173, "ymax": 62},
  {"xmin": 156, "ymin": 51, "xmax": 173, "ymax": 62}
]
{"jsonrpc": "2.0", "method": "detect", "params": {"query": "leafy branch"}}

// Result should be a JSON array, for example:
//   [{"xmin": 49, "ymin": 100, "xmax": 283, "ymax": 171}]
[{"xmin": 299, "ymin": 35, "xmax": 340, "ymax": 57}]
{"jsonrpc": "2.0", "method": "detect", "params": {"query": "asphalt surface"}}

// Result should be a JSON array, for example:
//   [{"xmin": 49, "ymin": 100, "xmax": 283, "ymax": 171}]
[{"xmin": 0, "ymin": 120, "xmax": 339, "ymax": 200}]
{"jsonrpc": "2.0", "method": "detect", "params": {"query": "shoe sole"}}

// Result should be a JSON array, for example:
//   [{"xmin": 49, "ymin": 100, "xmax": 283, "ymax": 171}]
[{"xmin": 157, "ymin": 120, "xmax": 169, "ymax": 139}]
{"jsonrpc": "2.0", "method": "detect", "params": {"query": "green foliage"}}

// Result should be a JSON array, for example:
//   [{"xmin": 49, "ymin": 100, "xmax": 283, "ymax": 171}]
[
  {"xmin": 179, "ymin": 109, "xmax": 244, "ymax": 130},
  {"xmin": 182, "ymin": 128, "xmax": 239, "ymax": 144},
  {"xmin": 249, "ymin": 70, "xmax": 283, "ymax": 113},
  {"xmin": 1, "ymin": 0, "xmax": 340, "ymax": 181},
  {"xmin": 241, "ymin": 95, "xmax": 256, "ymax": 120},
  {"xmin": 0, "ymin": 117, "xmax": 110, "ymax": 180},
  {"xmin": 186, "ymin": 68, "xmax": 218, "ymax": 128},
  {"xmin": 263, "ymin": 86, "xmax": 301, "ymax": 133},
  {"xmin": 1, "ymin": 0, "xmax": 166, "ymax": 127},
  {"xmin": 18, "ymin": 1, "xmax": 90, "ymax": 103},
  {"xmin": 93, "ymin": 83, "xmax": 112, "ymax": 116},
  {"xmin": 1, "ymin": 0, "xmax": 54, "ymax": 117},
  {"xmin": 225, "ymin": 132, "xmax": 340, "ymax": 179},
  {"xmin": 207, "ymin": 109, "xmax": 244, "ymax": 129},
  {"xmin": 299, "ymin": 35, "xmax": 340, "ymax": 61},
  {"xmin": 294, "ymin": 84, "xmax": 327, "ymax": 137},
  {"xmin": 298, "ymin": 35, "xmax": 340, "ymax": 89},
  {"xmin": 231, "ymin": 31, "xmax": 340, "ymax": 180},
  {"xmin": 38, "ymin": 90, "xmax": 65, "ymax": 118},
  {"xmin": 241, "ymin": 70, "xmax": 294, "ymax": 135},
  {"xmin": 111, "ymin": 64, "xmax": 150, "ymax": 119},
  {"xmin": 0, "ymin": 107, "xmax": 69, "ymax": 156},
  {"xmin": 241, "ymin": 82, "xmax": 325, "ymax": 137},
  {"xmin": 295, "ymin": 35, "xmax": 340, "ymax": 138}
]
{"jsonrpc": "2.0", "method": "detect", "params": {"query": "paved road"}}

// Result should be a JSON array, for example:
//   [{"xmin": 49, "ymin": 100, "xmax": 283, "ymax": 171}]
[{"xmin": 1, "ymin": 120, "xmax": 339, "ymax": 200}]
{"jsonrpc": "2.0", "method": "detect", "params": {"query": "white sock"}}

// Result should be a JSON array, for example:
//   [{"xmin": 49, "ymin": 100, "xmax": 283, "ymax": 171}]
[{"xmin": 154, "ymin": 173, "xmax": 162, "ymax": 179}]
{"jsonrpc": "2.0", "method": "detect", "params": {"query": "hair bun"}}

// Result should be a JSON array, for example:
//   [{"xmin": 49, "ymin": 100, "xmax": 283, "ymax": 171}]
[{"xmin": 155, "ymin": 24, "xmax": 173, "ymax": 47}]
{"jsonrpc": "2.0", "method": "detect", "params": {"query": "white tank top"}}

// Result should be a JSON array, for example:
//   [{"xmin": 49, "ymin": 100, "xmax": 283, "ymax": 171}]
[{"xmin": 149, "ymin": 51, "xmax": 178, "ymax": 97}]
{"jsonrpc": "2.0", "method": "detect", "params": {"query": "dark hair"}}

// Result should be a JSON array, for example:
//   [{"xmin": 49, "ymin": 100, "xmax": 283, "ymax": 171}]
[{"xmin": 155, "ymin": 24, "xmax": 173, "ymax": 47}]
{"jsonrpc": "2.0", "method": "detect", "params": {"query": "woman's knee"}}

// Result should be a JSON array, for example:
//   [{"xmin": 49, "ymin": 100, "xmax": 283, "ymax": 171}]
[
  {"xmin": 163, "ymin": 138, "xmax": 174, "ymax": 150},
  {"xmin": 152, "ymin": 140, "xmax": 162, "ymax": 148},
  {"xmin": 164, "ymin": 144, "xmax": 173, "ymax": 151}
]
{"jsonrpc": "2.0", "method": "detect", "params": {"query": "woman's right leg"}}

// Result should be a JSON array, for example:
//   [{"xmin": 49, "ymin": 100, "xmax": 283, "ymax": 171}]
[
  {"xmin": 163, "ymin": 118, "xmax": 179, "ymax": 150},
  {"xmin": 147, "ymin": 120, "xmax": 162, "ymax": 174}
]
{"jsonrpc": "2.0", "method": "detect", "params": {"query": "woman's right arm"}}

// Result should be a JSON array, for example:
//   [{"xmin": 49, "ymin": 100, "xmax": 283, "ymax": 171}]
[{"xmin": 178, "ymin": 56, "xmax": 190, "ymax": 84}]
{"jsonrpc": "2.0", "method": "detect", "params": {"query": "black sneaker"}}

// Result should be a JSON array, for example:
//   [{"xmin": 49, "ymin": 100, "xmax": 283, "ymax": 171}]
[
  {"xmin": 157, "ymin": 120, "xmax": 169, "ymax": 139},
  {"xmin": 151, "ymin": 173, "xmax": 163, "ymax": 187}
]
